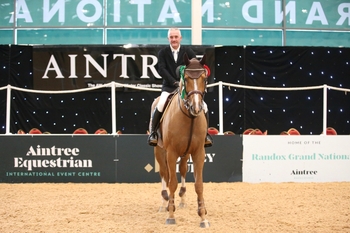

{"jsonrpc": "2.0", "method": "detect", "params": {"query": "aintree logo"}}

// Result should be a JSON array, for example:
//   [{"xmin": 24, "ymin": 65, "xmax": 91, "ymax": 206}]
[
  {"xmin": 13, "ymin": 145, "xmax": 93, "ymax": 171},
  {"xmin": 291, "ymin": 170, "xmax": 318, "ymax": 175},
  {"xmin": 26, "ymin": 145, "xmax": 79, "ymax": 156}
]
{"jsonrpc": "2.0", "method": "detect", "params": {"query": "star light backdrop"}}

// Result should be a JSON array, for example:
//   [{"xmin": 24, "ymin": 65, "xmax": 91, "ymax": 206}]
[{"xmin": 0, "ymin": 45, "xmax": 349, "ymax": 135}]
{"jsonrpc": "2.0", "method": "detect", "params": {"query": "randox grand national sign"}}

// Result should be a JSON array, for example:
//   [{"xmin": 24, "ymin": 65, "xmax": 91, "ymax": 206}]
[{"xmin": 2, "ymin": 0, "xmax": 348, "ymax": 29}]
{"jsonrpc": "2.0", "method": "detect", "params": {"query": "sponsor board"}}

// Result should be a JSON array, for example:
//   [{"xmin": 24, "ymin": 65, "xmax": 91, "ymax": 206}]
[
  {"xmin": 0, "ymin": 135, "xmax": 243, "ymax": 183},
  {"xmin": 32, "ymin": 46, "xmax": 214, "ymax": 90},
  {"xmin": 0, "ymin": 135, "xmax": 115, "ymax": 183},
  {"xmin": 243, "ymin": 135, "xmax": 350, "ymax": 183},
  {"xmin": 115, "ymin": 135, "xmax": 243, "ymax": 183}
]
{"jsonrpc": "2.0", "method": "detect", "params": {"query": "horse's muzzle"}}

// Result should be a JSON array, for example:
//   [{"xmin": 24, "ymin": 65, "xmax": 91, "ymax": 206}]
[{"xmin": 189, "ymin": 104, "xmax": 203, "ymax": 117}]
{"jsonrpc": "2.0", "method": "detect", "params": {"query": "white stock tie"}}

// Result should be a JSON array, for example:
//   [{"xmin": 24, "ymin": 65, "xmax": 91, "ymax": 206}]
[{"xmin": 173, "ymin": 51, "xmax": 178, "ymax": 62}]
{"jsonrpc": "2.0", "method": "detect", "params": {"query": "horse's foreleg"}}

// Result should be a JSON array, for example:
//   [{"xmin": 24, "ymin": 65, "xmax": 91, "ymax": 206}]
[
  {"xmin": 155, "ymin": 147, "xmax": 169, "ymax": 212},
  {"xmin": 178, "ymin": 155, "xmax": 189, "ymax": 208},
  {"xmin": 195, "ymin": 176, "xmax": 210, "ymax": 228},
  {"xmin": 165, "ymin": 152, "xmax": 178, "ymax": 225},
  {"xmin": 193, "ymin": 152, "xmax": 210, "ymax": 228}
]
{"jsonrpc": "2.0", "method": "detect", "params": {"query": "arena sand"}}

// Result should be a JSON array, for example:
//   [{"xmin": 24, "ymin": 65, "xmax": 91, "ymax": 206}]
[{"xmin": 1, "ymin": 182, "xmax": 349, "ymax": 233}]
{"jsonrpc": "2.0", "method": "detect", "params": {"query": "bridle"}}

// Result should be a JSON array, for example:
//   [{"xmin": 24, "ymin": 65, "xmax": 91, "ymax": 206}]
[{"xmin": 178, "ymin": 67, "xmax": 207, "ymax": 117}]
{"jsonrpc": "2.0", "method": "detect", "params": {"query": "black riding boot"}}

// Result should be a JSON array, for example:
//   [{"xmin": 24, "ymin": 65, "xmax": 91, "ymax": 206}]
[
  {"xmin": 147, "ymin": 108, "xmax": 163, "ymax": 146},
  {"xmin": 204, "ymin": 111, "xmax": 213, "ymax": 147}
]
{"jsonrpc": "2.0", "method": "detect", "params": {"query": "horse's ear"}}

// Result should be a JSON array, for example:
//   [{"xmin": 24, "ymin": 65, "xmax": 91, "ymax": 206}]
[
  {"xmin": 200, "ymin": 54, "xmax": 206, "ymax": 66},
  {"xmin": 184, "ymin": 53, "xmax": 190, "ymax": 65}
]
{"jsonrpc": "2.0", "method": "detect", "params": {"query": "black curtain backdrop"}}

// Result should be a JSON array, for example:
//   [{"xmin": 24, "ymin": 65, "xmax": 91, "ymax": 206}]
[
  {"xmin": 0, "ymin": 45, "xmax": 349, "ymax": 135},
  {"xmin": 0, "ymin": 45, "xmax": 10, "ymax": 134},
  {"xmin": 214, "ymin": 46, "xmax": 350, "ymax": 135}
]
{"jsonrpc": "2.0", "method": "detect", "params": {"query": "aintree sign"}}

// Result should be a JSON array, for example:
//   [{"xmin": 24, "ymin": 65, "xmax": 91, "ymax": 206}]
[{"xmin": 32, "ymin": 45, "xmax": 214, "ymax": 90}]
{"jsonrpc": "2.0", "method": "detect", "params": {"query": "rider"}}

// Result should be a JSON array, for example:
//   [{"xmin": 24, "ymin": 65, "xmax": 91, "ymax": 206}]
[{"xmin": 147, "ymin": 27, "xmax": 213, "ymax": 147}]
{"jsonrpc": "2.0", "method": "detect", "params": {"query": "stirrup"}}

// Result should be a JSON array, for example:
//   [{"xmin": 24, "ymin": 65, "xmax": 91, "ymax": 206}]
[
  {"xmin": 148, "ymin": 132, "xmax": 158, "ymax": 146},
  {"xmin": 204, "ymin": 135, "xmax": 213, "ymax": 147},
  {"xmin": 204, "ymin": 140, "xmax": 212, "ymax": 147}
]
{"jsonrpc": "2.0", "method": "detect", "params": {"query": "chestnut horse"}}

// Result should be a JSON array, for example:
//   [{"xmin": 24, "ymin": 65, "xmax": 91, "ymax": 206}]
[{"xmin": 150, "ymin": 54, "xmax": 210, "ymax": 228}]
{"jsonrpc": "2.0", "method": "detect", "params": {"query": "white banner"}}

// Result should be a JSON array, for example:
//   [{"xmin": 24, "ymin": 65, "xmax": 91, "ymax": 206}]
[{"xmin": 243, "ymin": 135, "xmax": 350, "ymax": 183}]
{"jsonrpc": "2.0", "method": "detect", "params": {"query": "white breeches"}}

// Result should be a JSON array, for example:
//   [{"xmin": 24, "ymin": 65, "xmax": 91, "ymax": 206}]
[{"xmin": 156, "ymin": 91, "xmax": 208, "ymax": 113}]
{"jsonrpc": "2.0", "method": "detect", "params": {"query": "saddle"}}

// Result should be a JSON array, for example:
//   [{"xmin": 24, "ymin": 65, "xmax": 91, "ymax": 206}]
[
  {"xmin": 157, "ymin": 89, "xmax": 178, "ymax": 148},
  {"xmin": 160, "ymin": 89, "xmax": 178, "ymax": 121}
]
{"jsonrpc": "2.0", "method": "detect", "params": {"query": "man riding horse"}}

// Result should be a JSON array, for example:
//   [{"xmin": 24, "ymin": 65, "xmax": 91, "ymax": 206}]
[{"xmin": 147, "ymin": 27, "xmax": 213, "ymax": 147}]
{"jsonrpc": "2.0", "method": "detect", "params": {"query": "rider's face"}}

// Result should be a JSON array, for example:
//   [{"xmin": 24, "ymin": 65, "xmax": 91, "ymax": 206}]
[{"xmin": 168, "ymin": 31, "xmax": 182, "ymax": 50}]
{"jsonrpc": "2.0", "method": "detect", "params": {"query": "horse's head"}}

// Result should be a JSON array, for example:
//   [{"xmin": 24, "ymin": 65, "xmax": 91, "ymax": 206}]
[{"xmin": 179, "ymin": 53, "xmax": 209, "ymax": 117}]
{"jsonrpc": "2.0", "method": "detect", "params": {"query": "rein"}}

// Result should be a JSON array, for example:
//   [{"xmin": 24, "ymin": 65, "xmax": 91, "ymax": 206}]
[
  {"xmin": 177, "ymin": 66, "xmax": 207, "ymax": 157},
  {"xmin": 177, "ymin": 91, "xmax": 195, "ymax": 157}
]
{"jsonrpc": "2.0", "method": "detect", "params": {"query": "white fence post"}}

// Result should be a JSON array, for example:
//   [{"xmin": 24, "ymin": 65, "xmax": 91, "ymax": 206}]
[
  {"xmin": 6, "ymin": 85, "xmax": 11, "ymax": 134},
  {"xmin": 111, "ymin": 82, "xmax": 116, "ymax": 135},
  {"xmin": 218, "ymin": 81, "xmax": 224, "ymax": 134},
  {"xmin": 323, "ymin": 84, "xmax": 327, "ymax": 136}
]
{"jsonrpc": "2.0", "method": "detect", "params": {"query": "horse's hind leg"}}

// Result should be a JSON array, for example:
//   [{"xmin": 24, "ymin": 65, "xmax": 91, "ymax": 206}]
[
  {"xmin": 178, "ymin": 178, "xmax": 186, "ymax": 208},
  {"xmin": 178, "ymin": 154, "xmax": 190, "ymax": 208}
]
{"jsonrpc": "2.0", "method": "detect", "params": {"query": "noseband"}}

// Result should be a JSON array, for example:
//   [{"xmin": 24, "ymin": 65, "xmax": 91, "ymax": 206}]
[{"xmin": 185, "ymin": 68, "xmax": 207, "ymax": 98}]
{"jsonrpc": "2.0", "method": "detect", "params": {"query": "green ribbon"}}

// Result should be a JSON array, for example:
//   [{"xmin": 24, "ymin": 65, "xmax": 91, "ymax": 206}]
[{"xmin": 179, "ymin": 65, "xmax": 186, "ymax": 99}]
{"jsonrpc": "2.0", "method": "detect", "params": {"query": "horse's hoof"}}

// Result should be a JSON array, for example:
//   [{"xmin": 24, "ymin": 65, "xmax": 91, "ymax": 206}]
[
  {"xmin": 178, "ymin": 203, "xmax": 187, "ymax": 208},
  {"xmin": 200, "ymin": 219, "xmax": 210, "ymax": 228},
  {"xmin": 158, "ymin": 206, "xmax": 167, "ymax": 212},
  {"xmin": 165, "ymin": 218, "xmax": 176, "ymax": 225}
]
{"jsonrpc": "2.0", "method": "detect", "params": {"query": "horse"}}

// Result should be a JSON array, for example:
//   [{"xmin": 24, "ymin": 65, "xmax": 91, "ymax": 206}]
[{"xmin": 150, "ymin": 53, "xmax": 210, "ymax": 228}]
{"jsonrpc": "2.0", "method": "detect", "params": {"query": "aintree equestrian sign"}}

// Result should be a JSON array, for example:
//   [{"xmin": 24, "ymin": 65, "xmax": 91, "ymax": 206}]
[
  {"xmin": 0, "ymin": 135, "xmax": 116, "ymax": 183},
  {"xmin": 32, "ymin": 45, "xmax": 213, "ymax": 90}
]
